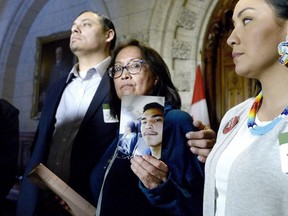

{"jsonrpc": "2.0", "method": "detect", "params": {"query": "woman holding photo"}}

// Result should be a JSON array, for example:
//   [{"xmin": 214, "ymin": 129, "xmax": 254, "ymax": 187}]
[{"xmin": 90, "ymin": 39, "xmax": 206, "ymax": 216}]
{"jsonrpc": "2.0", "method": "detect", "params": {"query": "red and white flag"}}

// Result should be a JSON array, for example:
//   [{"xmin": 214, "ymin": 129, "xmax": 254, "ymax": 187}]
[{"xmin": 189, "ymin": 65, "xmax": 210, "ymax": 125}]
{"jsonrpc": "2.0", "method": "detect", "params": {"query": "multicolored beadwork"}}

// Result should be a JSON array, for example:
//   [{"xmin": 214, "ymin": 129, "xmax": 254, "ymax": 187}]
[
  {"xmin": 247, "ymin": 91, "xmax": 288, "ymax": 136},
  {"xmin": 278, "ymin": 36, "xmax": 288, "ymax": 66}
]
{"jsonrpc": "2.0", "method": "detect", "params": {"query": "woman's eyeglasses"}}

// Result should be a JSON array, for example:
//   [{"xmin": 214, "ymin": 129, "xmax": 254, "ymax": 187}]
[{"xmin": 108, "ymin": 59, "xmax": 146, "ymax": 79}]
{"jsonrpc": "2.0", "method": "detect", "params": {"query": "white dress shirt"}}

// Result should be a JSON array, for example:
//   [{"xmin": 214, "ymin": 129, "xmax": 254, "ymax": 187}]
[{"xmin": 46, "ymin": 57, "xmax": 111, "ymax": 182}]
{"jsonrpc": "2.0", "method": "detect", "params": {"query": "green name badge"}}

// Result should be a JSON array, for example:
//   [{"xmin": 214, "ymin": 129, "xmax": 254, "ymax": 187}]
[
  {"xmin": 102, "ymin": 104, "xmax": 119, "ymax": 123},
  {"xmin": 278, "ymin": 132, "xmax": 288, "ymax": 174}
]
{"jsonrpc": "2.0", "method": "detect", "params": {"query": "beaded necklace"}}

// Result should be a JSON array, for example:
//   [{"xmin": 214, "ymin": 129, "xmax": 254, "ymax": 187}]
[{"xmin": 247, "ymin": 91, "xmax": 288, "ymax": 136}]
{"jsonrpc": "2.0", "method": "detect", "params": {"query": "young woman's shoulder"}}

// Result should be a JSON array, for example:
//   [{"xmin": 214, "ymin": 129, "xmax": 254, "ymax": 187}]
[{"xmin": 222, "ymin": 97, "xmax": 254, "ymax": 121}]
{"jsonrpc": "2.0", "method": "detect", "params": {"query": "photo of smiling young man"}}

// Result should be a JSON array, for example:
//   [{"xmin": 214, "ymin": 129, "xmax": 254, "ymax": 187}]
[
  {"xmin": 140, "ymin": 102, "xmax": 164, "ymax": 159},
  {"xmin": 117, "ymin": 95, "xmax": 164, "ymax": 159}
]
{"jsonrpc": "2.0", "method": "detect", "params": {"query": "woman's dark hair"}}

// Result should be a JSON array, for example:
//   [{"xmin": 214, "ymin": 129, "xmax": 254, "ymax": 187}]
[
  {"xmin": 265, "ymin": 0, "xmax": 288, "ymax": 20},
  {"xmin": 78, "ymin": 10, "xmax": 117, "ymax": 52},
  {"xmin": 109, "ymin": 39, "xmax": 181, "ymax": 118},
  {"xmin": 252, "ymin": 0, "xmax": 288, "ymax": 95},
  {"xmin": 253, "ymin": 79, "xmax": 262, "ymax": 95}
]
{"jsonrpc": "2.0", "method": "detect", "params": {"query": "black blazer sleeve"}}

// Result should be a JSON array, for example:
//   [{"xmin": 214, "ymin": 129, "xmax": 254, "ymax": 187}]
[{"xmin": 0, "ymin": 99, "xmax": 19, "ymax": 204}]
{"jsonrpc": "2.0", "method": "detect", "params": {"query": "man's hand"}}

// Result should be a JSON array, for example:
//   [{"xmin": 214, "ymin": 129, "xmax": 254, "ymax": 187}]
[
  {"xmin": 186, "ymin": 120, "xmax": 216, "ymax": 163},
  {"xmin": 130, "ymin": 155, "xmax": 169, "ymax": 189},
  {"xmin": 38, "ymin": 192, "xmax": 70, "ymax": 215}
]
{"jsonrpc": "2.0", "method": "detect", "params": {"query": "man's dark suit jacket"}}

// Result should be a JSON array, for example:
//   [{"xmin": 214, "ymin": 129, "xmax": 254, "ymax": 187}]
[
  {"xmin": 16, "ymin": 72, "xmax": 119, "ymax": 215},
  {"xmin": 0, "ymin": 99, "xmax": 19, "ymax": 212}
]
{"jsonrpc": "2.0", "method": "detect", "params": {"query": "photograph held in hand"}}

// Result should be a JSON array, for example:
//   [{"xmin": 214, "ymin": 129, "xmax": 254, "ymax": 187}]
[{"xmin": 117, "ymin": 95, "xmax": 164, "ymax": 159}]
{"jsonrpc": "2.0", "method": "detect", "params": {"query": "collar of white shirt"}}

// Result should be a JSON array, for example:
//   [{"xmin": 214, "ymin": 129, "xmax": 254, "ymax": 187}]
[{"xmin": 65, "ymin": 56, "xmax": 111, "ymax": 83}]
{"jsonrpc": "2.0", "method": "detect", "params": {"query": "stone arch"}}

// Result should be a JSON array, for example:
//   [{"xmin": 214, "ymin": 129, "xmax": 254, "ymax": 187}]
[
  {"xmin": 148, "ymin": 0, "xmax": 220, "ymax": 111},
  {"xmin": 0, "ymin": 0, "xmax": 48, "ymax": 99}
]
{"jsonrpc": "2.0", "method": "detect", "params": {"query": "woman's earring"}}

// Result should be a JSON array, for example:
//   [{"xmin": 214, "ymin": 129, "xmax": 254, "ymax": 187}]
[{"xmin": 278, "ymin": 36, "xmax": 288, "ymax": 66}]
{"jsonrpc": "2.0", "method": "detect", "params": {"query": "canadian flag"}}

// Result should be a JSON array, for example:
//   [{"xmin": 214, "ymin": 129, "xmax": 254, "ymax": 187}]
[{"xmin": 189, "ymin": 65, "xmax": 210, "ymax": 125}]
